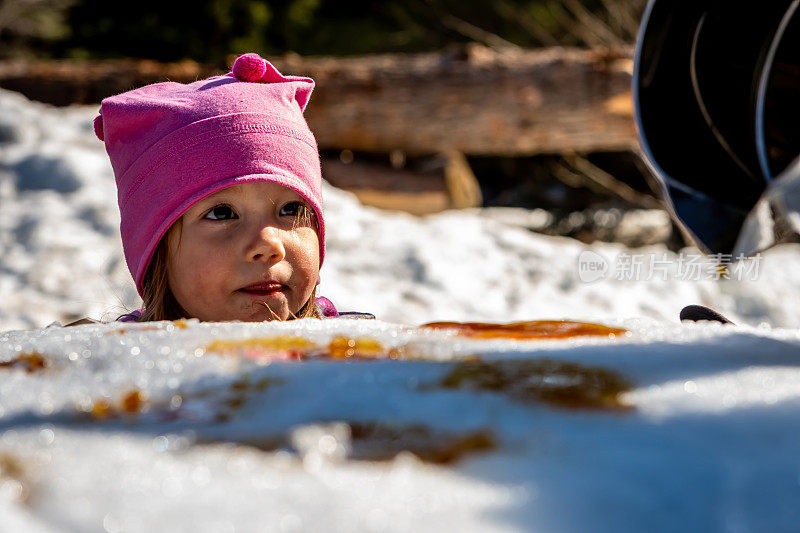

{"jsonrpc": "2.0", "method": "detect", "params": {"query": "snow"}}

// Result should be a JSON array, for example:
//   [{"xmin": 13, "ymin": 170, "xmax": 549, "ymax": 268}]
[
  {"xmin": 2, "ymin": 319, "xmax": 800, "ymax": 532},
  {"xmin": 1, "ymin": 88, "xmax": 800, "ymax": 531}
]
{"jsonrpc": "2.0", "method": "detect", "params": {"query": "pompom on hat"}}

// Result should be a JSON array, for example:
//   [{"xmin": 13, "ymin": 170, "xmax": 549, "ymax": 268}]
[{"xmin": 94, "ymin": 53, "xmax": 324, "ymax": 296}]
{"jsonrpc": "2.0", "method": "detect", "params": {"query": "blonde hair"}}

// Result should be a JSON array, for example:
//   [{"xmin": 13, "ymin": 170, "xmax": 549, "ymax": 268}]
[{"xmin": 135, "ymin": 208, "xmax": 322, "ymax": 322}]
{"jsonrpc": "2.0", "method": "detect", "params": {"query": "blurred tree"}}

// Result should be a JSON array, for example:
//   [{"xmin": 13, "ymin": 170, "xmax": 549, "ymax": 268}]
[
  {"xmin": 0, "ymin": 0, "xmax": 75, "ymax": 58},
  {"xmin": 55, "ymin": 0, "xmax": 274, "ymax": 63},
  {"xmin": 1, "ymin": 0, "xmax": 647, "ymax": 61}
]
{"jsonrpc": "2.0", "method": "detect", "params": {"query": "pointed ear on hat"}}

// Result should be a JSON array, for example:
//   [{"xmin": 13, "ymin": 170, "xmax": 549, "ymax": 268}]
[
  {"xmin": 256, "ymin": 59, "xmax": 315, "ymax": 112},
  {"xmin": 232, "ymin": 52, "xmax": 315, "ymax": 112},
  {"xmin": 259, "ymin": 60, "xmax": 286, "ymax": 84},
  {"xmin": 93, "ymin": 114, "xmax": 104, "ymax": 141},
  {"xmin": 294, "ymin": 82, "xmax": 314, "ymax": 112}
]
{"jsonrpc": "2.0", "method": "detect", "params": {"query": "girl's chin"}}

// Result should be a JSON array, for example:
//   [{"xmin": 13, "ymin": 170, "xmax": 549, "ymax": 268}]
[
  {"xmin": 241, "ymin": 304, "xmax": 292, "ymax": 322},
  {"xmin": 192, "ymin": 307, "xmax": 290, "ymax": 322}
]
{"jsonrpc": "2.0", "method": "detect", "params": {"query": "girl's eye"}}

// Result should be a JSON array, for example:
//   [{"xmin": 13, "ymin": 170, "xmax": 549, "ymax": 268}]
[
  {"xmin": 203, "ymin": 205, "xmax": 237, "ymax": 221},
  {"xmin": 279, "ymin": 201, "xmax": 306, "ymax": 217}
]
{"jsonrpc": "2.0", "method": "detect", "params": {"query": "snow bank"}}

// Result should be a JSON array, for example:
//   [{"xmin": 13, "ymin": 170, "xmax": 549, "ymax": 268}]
[
  {"xmin": 1, "ymin": 88, "xmax": 800, "ymax": 330},
  {"xmin": 1, "ymin": 318, "xmax": 799, "ymax": 531}
]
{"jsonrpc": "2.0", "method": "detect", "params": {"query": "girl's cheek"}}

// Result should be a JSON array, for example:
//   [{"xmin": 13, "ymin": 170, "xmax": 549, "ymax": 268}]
[
  {"xmin": 298, "ymin": 231, "xmax": 320, "ymax": 269},
  {"xmin": 191, "ymin": 233, "xmax": 235, "ymax": 263},
  {"xmin": 296, "ymin": 227, "xmax": 319, "ymax": 248}
]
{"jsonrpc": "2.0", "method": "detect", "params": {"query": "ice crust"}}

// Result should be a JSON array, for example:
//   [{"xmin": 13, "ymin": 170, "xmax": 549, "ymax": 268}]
[{"xmin": 2, "ymin": 89, "xmax": 800, "ymax": 531}]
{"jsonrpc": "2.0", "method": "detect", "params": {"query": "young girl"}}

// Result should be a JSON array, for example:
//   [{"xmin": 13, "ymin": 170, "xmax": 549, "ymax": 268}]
[{"xmin": 94, "ymin": 53, "xmax": 366, "ymax": 323}]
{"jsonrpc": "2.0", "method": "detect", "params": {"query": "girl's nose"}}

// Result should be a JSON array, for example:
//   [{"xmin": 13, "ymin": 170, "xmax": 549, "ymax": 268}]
[{"xmin": 247, "ymin": 226, "xmax": 286, "ymax": 264}]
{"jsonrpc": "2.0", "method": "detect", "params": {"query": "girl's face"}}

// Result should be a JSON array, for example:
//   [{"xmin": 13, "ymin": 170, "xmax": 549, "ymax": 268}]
[{"xmin": 166, "ymin": 182, "xmax": 320, "ymax": 322}]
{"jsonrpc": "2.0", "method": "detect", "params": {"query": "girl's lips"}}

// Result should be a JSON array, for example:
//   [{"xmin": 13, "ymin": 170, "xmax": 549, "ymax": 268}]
[{"xmin": 238, "ymin": 282, "xmax": 285, "ymax": 295}]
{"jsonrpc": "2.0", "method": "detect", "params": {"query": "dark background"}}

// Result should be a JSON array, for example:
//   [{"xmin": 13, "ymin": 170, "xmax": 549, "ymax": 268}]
[
  {"xmin": 0, "ymin": 0, "xmax": 672, "ymax": 248},
  {"xmin": 1, "ymin": 0, "xmax": 645, "ymax": 62}
]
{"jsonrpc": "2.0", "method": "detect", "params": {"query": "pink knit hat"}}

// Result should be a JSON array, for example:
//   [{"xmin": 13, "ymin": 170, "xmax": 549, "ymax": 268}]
[{"xmin": 94, "ymin": 53, "xmax": 324, "ymax": 296}]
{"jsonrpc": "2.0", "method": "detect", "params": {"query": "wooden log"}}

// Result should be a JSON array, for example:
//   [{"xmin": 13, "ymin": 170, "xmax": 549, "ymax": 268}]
[
  {"xmin": 0, "ymin": 46, "xmax": 636, "ymax": 156},
  {"xmin": 275, "ymin": 46, "xmax": 636, "ymax": 156},
  {"xmin": 0, "ymin": 59, "xmax": 219, "ymax": 107}
]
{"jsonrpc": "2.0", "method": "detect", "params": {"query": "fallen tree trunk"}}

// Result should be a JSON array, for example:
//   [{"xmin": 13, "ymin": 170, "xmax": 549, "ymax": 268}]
[
  {"xmin": 0, "ymin": 59, "xmax": 220, "ymax": 108},
  {"xmin": 281, "ymin": 46, "xmax": 636, "ymax": 156},
  {"xmin": 0, "ymin": 46, "xmax": 636, "ymax": 156}
]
